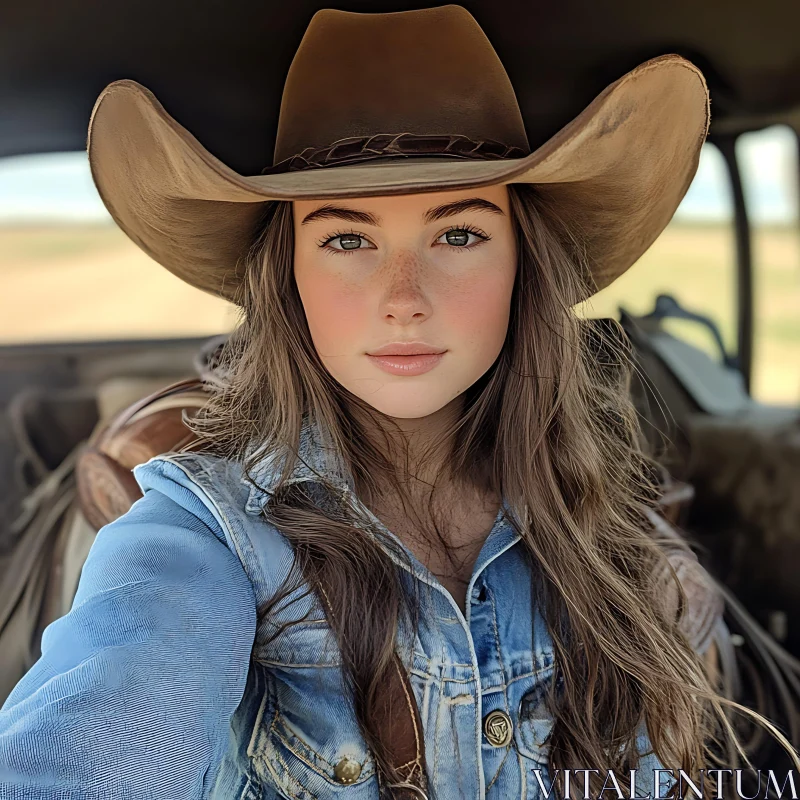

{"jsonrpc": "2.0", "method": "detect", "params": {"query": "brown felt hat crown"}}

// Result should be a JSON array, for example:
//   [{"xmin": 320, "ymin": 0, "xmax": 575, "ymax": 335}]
[{"xmin": 87, "ymin": 4, "xmax": 710, "ymax": 303}]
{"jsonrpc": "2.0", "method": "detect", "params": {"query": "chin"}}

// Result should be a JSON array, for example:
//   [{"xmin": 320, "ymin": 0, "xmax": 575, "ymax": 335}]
[
  {"xmin": 372, "ymin": 400, "xmax": 447, "ymax": 419},
  {"xmin": 351, "ymin": 385, "xmax": 456, "ymax": 420}
]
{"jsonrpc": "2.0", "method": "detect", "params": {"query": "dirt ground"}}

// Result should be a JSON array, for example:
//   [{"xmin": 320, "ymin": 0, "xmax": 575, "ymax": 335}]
[{"xmin": 1, "ymin": 222, "xmax": 798, "ymax": 404}]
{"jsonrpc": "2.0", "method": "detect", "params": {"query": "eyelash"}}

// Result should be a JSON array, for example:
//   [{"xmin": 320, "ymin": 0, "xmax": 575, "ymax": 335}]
[{"xmin": 315, "ymin": 223, "xmax": 492, "ymax": 255}]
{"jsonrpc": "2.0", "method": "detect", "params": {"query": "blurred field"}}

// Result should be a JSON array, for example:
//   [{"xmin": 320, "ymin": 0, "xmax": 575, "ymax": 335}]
[
  {"xmin": 0, "ymin": 225, "xmax": 240, "ymax": 342},
  {"xmin": 0, "ymin": 221, "xmax": 798, "ymax": 404}
]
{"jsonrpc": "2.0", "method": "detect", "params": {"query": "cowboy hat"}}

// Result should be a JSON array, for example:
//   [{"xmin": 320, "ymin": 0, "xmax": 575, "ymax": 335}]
[{"xmin": 86, "ymin": 4, "xmax": 710, "ymax": 304}]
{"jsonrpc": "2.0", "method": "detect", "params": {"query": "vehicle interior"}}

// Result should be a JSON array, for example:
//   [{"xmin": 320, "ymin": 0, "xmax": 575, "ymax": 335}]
[{"xmin": 1, "ymin": 0, "xmax": 799, "ymax": 784}]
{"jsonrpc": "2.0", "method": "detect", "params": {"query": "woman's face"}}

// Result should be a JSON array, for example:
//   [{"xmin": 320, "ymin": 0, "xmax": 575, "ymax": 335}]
[{"xmin": 293, "ymin": 184, "xmax": 517, "ymax": 419}]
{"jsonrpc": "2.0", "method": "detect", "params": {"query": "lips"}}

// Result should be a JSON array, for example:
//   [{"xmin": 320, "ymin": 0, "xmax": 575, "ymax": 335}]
[
  {"xmin": 367, "ymin": 341, "xmax": 446, "ymax": 357},
  {"xmin": 366, "ymin": 348, "xmax": 446, "ymax": 377}
]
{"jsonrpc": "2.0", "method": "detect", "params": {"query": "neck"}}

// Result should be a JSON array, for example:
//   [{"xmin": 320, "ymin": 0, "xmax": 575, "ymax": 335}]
[
  {"xmin": 366, "ymin": 396, "xmax": 464, "ymax": 486},
  {"xmin": 339, "ymin": 395, "xmax": 466, "ymax": 513},
  {"xmin": 348, "ymin": 396, "xmax": 501, "ymax": 544}
]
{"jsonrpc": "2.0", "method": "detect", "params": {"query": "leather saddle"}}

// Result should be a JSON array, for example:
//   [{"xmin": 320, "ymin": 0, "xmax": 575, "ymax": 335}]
[{"xmin": 74, "ymin": 377, "xmax": 429, "ymax": 798}]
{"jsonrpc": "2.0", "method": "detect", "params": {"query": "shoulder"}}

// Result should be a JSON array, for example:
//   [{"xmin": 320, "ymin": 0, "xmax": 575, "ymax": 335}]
[
  {"xmin": 132, "ymin": 450, "xmax": 300, "ymax": 609},
  {"xmin": 70, "ymin": 451, "xmax": 259, "ymax": 643},
  {"xmin": 132, "ymin": 450, "xmax": 248, "ymax": 537}
]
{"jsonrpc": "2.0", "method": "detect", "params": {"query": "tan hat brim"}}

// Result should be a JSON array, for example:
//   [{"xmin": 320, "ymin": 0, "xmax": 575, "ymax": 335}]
[{"xmin": 87, "ymin": 53, "xmax": 709, "ymax": 302}]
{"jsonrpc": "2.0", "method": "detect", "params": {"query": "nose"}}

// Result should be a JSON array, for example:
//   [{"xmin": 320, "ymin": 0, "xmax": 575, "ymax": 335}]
[{"xmin": 378, "ymin": 251, "xmax": 433, "ymax": 325}]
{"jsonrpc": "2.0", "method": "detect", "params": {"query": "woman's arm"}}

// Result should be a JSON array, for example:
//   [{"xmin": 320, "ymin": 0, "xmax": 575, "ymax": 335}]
[{"xmin": 0, "ymin": 470, "xmax": 257, "ymax": 799}]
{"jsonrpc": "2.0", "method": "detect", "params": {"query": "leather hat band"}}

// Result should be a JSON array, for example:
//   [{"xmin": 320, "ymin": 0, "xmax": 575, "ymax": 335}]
[{"xmin": 261, "ymin": 132, "xmax": 529, "ymax": 174}]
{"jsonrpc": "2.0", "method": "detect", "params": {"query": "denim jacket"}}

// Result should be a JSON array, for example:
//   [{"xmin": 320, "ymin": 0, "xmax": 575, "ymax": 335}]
[{"xmin": 0, "ymin": 419, "xmax": 680, "ymax": 800}]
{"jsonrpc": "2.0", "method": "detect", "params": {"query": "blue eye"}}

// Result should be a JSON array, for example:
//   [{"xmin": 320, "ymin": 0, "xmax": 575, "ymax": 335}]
[
  {"xmin": 436, "ymin": 226, "xmax": 490, "ymax": 249},
  {"xmin": 316, "ymin": 224, "xmax": 490, "ymax": 255},
  {"xmin": 332, "ymin": 233, "xmax": 366, "ymax": 250},
  {"xmin": 319, "ymin": 232, "xmax": 375, "ymax": 252}
]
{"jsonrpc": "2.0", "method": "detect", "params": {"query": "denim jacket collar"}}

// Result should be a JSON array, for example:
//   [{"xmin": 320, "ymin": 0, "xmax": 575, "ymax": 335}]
[
  {"xmin": 238, "ymin": 414, "xmax": 523, "ymax": 590},
  {"xmin": 241, "ymin": 415, "xmax": 356, "ymax": 516}
]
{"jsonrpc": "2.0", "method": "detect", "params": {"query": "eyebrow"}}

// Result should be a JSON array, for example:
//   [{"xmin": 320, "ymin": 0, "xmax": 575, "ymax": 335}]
[{"xmin": 300, "ymin": 197, "xmax": 505, "ymax": 226}]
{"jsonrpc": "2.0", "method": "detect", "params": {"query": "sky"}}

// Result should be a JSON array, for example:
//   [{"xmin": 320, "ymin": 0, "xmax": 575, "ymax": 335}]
[{"xmin": 0, "ymin": 125, "xmax": 797, "ymax": 226}]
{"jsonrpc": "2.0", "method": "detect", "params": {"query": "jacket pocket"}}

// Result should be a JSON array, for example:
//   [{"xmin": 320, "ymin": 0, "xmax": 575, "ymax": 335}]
[
  {"xmin": 511, "ymin": 668, "xmax": 559, "ymax": 800},
  {"xmin": 513, "ymin": 669, "xmax": 556, "ymax": 765},
  {"xmin": 248, "ymin": 657, "xmax": 380, "ymax": 800}
]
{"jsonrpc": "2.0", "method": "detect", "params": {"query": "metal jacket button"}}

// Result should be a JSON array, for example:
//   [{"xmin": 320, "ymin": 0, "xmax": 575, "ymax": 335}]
[
  {"xmin": 334, "ymin": 756, "xmax": 362, "ymax": 784},
  {"xmin": 483, "ymin": 709, "xmax": 513, "ymax": 746}
]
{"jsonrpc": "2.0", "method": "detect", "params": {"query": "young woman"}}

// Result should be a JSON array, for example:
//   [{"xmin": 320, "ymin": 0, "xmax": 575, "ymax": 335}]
[{"xmin": 1, "ymin": 6, "xmax": 794, "ymax": 800}]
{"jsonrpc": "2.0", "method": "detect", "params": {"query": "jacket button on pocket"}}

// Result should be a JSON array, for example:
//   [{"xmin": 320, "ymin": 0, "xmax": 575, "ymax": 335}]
[
  {"xmin": 334, "ymin": 756, "xmax": 363, "ymax": 784},
  {"xmin": 483, "ymin": 709, "xmax": 513, "ymax": 747}
]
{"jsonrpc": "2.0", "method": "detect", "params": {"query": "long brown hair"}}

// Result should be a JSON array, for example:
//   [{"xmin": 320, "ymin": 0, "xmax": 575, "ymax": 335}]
[{"xmin": 182, "ymin": 183, "xmax": 795, "ymax": 797}]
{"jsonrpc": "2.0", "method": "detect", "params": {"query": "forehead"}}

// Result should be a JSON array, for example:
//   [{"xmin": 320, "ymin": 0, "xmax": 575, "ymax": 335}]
[{"xmin": 292, "ymin": 184, "xmax": 511, "ymax": 226}]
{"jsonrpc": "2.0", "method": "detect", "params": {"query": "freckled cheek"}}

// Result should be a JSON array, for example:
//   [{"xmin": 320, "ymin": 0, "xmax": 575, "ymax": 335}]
[
  {"xmin": 443, "ymin": 275, "xmax": 513, "ymax": 354},
  {"xmin": 296, "ymin": 271, "xmax": 368, "ymax": 354}
]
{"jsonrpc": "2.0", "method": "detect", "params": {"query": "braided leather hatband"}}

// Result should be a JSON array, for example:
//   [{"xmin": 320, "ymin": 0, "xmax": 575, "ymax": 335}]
[{"xmin": 261, "ymin": 132, "xmax": 528, "ymax": 174}]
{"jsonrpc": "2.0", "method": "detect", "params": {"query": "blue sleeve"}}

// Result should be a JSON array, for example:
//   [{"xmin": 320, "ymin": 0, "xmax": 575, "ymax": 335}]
[
  {"xmin": 0, "ymin": 462, "xmax": 257, "ymax": 799},
  {"xmin": 636, "ymin": 739, "xmax": 678, "ymax": 799}
]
